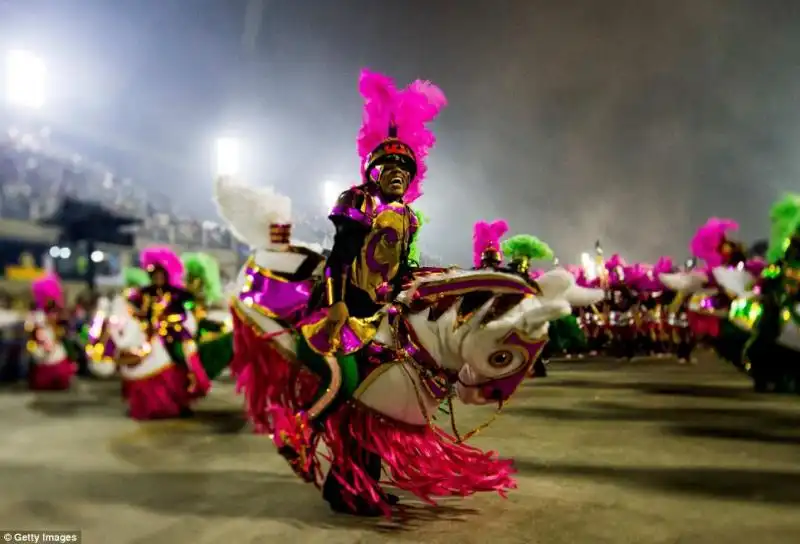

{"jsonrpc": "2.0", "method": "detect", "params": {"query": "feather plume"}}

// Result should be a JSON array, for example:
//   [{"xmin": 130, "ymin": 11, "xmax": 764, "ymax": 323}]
[
  {"xmin": 605, "ymin": 253, "xmax": 626, "ymax": 270},
  {"xmin": 213, "ymin": 176, "xmax": 292, "ymax": 249},
  {"xmin": 182, "ymin": 252, "xmax": 223, "ymax": 304},
  {"xmin": 139, "ymin": 246, "xmax": 184, "ymax": 287},
  {"xmin": 767, "ymin": 194, "xmax": 800, "ymax": 264},
  {"xmin": 357, "ymin": 69, "xmax": 447, "ymax": 204},
  {"xmin": 689, "ymin": 217, "xmax": 739, "ymax": 267},
  {"xmin": 408, "ymin": 208, "xmax": 427, "ymax": 266},
  {"xmin": 31, "ymin": 272, "xmax": 63, "ymax": 310},
  {"xmin": 501, "ymin": 234, "xmax": 554, "ymax": 262},
  {"xmin": 123, "ymin": 267, "xmax": 150, "ymax": 288},
  {"xmin": 654, "ymin": 256, "xmax": 674, "ymax": 275},
  {"xmin": 472, "ymin": 219, "xmax": 509, "ymax": 267}
]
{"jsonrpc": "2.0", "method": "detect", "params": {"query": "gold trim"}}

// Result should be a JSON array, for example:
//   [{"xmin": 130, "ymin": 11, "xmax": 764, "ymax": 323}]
[
  {"xmin": 352, "ymin": 361, "xmax": 397, "ymax": 398},
  {"xmin": 230, "ymin": 299, "xmax": 300, "ymax": 365},
  {"xmin": 307, "ymin": 355, "xmax": 341, "ymax": 420},
  {"xmin": 297, "ymin": 313, "xmax": 379, "ymax": 356}
]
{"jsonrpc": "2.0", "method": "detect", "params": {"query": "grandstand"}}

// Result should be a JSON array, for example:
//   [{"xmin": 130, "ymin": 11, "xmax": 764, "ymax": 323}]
[{"xmin": 0, "ymin": 128, "xmax": 442, "ymax": 303}]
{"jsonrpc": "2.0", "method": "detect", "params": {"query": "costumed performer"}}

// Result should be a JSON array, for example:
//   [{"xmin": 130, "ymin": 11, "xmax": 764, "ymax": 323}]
[
  {"xmin": 25, "ymin": 273, "xmax": 76, "ymax": 390},
  {"xmin": 731, "ymin": 194, "xmax": 800, "ymax": 392},
  {"xmin": 501, "ymin": 234, "xmax": 585, "ymax": 373},
  {"xmin": 121, "ymin": 247, "xmax": 211, "ymax": 418},
  {"xmin": 182, "ymin": 252, "xmax": 234, "ymax": 380},
  {"xmin": 296, "ymin": 69, "xmax": 437, "ymax": 516},
  {"xmin": 473, "ymin": 219, "xmax": 509, "ymax": 270}
]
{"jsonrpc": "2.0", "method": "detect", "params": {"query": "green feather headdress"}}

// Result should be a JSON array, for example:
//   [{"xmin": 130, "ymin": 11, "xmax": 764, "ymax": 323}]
[
  {"xmin": 409, "ymin": 208, "xmax": 427, "ymax": 266},
  {"xmin": 767, "ymin": 194, "xmax": 800, "ymax": 264},
  {"xmin": 123, "ymin": 267, "xmax": 151, "ymax": 288},
  {"xmin": 501, "ymin": 234, "xmax": 554, "ymax": 263},
  {"xmin": 182, "ymin": 252, "xmax": 223, "ymax": 304}
]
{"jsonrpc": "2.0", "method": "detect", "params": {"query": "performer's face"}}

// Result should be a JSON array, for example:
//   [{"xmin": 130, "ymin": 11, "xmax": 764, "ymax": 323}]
[
  {"xmin": 151, "ymin": 268, "xmax": 167, "ymax": 287},
  {"xmin": 378, "ymin": 165, "xmax": 411, "ymax": 199}
]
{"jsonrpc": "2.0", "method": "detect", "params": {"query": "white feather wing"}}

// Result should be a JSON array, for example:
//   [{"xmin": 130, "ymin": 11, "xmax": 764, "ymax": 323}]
[{"xmin": 213, "ymin": 176, "xmax": 292, "ymax": 249}]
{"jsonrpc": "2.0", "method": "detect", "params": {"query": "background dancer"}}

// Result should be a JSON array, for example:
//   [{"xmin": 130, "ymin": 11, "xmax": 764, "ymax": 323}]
[
  {"xmin": 26, "ymin": 273, "xmax": 76, "ymax": 391},
  {"xmin": 473, "ymin": 219, "xmax": 509, "ymax": 270}
]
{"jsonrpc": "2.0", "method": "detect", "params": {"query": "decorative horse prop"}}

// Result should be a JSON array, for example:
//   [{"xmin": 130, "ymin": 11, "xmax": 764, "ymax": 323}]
[{"xmin": 216, "ymin": 176, "xmax": 605, "ymax": 515}]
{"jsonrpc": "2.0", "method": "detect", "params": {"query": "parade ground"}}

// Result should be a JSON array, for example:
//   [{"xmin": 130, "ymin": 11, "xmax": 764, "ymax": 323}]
[{"xmin": 1, "ymin": 352, "xmax": 799, "ymax": 544}]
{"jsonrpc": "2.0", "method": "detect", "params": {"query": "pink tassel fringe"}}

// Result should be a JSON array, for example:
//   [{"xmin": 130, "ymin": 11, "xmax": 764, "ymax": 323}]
[
  {"xmin": 28, "ymin": 359, "xmax": 75, "ymax": 390},
  {"xmin": 232, "ymin": 313, "xmax": 517, "ymax": 517},
  {"xmin": 123, "ymin": 364, "xmax": 201, "ymax": 420}
]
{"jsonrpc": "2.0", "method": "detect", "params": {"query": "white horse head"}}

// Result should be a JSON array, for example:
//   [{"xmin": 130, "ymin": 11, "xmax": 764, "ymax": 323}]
[
  {"xmin": 106, "ymin": 294, "xmax": 147, "ymax": 351},
  {"xmin": 380, "ymin": 268, "xmax": 604, "ymax": 409},
  {"xmin": 101, "ymin": 294, "xmax": 176, "ymax": 380}
]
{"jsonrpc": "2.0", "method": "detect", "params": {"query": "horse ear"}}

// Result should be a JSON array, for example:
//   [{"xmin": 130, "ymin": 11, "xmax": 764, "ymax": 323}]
[{"xmin": 464, "ymin": 296, "xmax": 496, "ymax": 330}]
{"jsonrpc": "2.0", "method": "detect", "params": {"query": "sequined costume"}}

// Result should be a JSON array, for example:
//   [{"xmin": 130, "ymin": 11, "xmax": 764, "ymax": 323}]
[
  {"xmin": 88, "ymin": 247, "xmax": 212, "ymax": 418},
  {"xmin": 25, "ymin": 273, "xmax": 76, "ymax": 390},
  {"xmin": 182, "ymin": 252, "xmax": 233, "ymax": 380},
  {"xmin": 296, "ymin": 69, "xmax": 445, "ymax": 516},
  {"xmin": 730, "ymin": 194, "xmax": 800, "ymax": 392}
]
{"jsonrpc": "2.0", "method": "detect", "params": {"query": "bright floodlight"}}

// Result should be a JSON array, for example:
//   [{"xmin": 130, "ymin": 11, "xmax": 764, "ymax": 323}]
[
  {"xmin": 322, "ymin": 180, "xmax": 340, "ymax": 208},
  {"xmin": 90, "ymin": 250, "xmax": 104, "ymax": 263},
  {"xmin": 5, "ymin": 50, "xmax": 46, "ymax": 109},
  {"xmin": 214, "ymin": 137, "xmax": 240, "ymax": 177}
]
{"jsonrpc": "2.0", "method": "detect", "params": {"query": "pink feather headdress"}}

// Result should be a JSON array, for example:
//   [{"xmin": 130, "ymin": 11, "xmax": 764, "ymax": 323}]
[
  {"xmin": 357, "ymin": 69, "xmax": 448, "ymax": 204},
  {"xmin": 605, "ymin": 253, "xmax": 626, "ymax": 270},
  {"xmin": 139, "ymin": 246, "xmax": 184, "ymax": 288},
  {"xmin": 31, "ymin": 272, "xmax": 64, "ymax": 310},
  {"xmin": 689, "ymin": 217, "xmax": 739, "ymax": 267},
  {"xmin": 472, "ymin": 219, "xmax": 509, "ymax": 267},
  {"xmin": 654, "ymin": 256, "xmax": 674, "ymax": 275}
]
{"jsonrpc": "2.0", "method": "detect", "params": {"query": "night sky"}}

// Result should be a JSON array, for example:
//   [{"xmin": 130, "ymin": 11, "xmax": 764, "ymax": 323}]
[{"xmin": 3, "ymin": 0, "xmax": 800, "ymax": 264}]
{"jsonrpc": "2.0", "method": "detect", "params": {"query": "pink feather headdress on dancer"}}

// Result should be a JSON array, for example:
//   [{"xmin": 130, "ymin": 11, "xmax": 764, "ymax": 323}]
[
  {"xmin": 472, "ymin": 219, "xmax": 509, "ymax": 268},
  {"xmin": 31, "ymin": 273, "xmax": 64, "ymax": 310},
  {"xmin": 357, "ymin": 69, "xmax": 448, "ymax": 204},
  {"xmin": 139, "ymin": 246, "xmax": 184, "ymax": 288},
  {"xmin": 654, "ymin": 256, "xmax": 674, "ymax": 275},
  {"xmin": 689, "ymin": 217, "xmax": 739, "ymax": 268}
]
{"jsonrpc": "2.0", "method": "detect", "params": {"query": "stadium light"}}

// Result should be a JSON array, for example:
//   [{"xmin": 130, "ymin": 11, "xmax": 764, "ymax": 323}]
[
  {"xmin": 214, "ymin": 137, "xmax": 240, "ymax": 177},
  {"xmin": 322, "ymin": 180, "xmax": 340, "ymax": 209},
  {"xmin": 5, "ymin": 49, "xmax": 46, "ymax": 109},
  {"xmin": 90, "ymin": 250, "xmax": 104, "ymax": 263}
]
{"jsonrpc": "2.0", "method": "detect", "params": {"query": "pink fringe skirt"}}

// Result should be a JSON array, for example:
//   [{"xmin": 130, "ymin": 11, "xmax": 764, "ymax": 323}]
[
  {"xmin": 687, "ymin": 312, "xmax": 720, "ymax": 338},
  {"xmin": 123, "ymin": 354, "xmax": 211, "ymax": 420},
  {"xmin": 232, "ymin": 312, "xmax": 517, "ymax": 517},
  {"xmin": 29, "ymin": 359, "xmax": 76, "ymax": 391}
]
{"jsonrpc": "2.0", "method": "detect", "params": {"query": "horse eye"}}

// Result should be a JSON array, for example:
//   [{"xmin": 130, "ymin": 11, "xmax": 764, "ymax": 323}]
[{"xmin": 488, "ymin": 350, "xmax": 513, "ymax": 368}]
